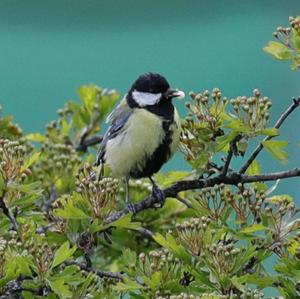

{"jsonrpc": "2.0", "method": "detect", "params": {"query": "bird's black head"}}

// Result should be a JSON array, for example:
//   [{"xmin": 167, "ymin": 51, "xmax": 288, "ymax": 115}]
[
  {"xmin": 131, "ymin": 72, "xmax": 170, "ymax": 94},
  {"xmin": 127, "ymin": 72, "xmax": 184, "ymax": 108}
]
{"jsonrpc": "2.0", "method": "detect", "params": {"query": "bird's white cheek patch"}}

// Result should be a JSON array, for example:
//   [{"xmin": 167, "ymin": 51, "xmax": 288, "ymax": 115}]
[{"xmin": 132, "ymin": 90, "xmax": 161, "ymax": 106}]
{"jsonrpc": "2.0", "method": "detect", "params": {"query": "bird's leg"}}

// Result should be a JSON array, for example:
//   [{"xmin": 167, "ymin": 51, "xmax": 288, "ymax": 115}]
[
  {"xmin": 124, "ymin": 177, "xmax": 136, "ymax": 214},
  {"xmin": 149, "ymin": 176, "xmax": 165, "ymax": 207}
]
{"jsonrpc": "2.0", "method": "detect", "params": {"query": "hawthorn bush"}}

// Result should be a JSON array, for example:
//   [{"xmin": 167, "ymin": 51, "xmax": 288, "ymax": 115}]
[{"xmin": 0, "ymin": 16, "xmax": 300, "ymax": 299}]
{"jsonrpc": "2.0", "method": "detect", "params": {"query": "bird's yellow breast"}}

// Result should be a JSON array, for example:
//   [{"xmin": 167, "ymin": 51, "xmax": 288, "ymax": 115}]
[{"xmin": 104, "ymin": 109, "xmax": 165, "ymax": 178}]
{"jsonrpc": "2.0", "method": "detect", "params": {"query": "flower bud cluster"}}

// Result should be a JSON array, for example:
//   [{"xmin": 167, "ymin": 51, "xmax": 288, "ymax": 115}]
[
  {"xmin": 138, "ymin": 248, "xmax": 180, "ymax": 282},
  {"xmin": 194, "ymin": 184, "xmax": 227, "ymax": 220},
  {"xmin": 175, "ymin": 217, "xmax": 211, "ymax": 256},
  {"xmin": 0, "ymin": 237, "xmax": 7, "ymax": 276},
  {"xmin": 181, "ymin": 89, "xmax": 226, "ymax": 163},
  {"xmin": 230, "ymin": 89, "xmax": 272, "ymax": 133},
  {"xmin": 272, "ymin": 16, "xmax": 300, "ymax": 39},
  {"xmin": 0, "ymin": 138, "xmax": 31, "ymax": 181},
  {"xmin": 208, "ymin": 239, "xmax": 241, "ymax": 274},
  {"xmin": 289, "ymin": 16, "xmax": 300, "ymax": 31},
  {"xmin": 75, "ymin": 165, "xmax": 119, "ymax": 218},
  {"xmin": 19, "ymin": 223, "xmax": 54, "ymax": 274},
  {"xmin": 35, "ymin": 142, "xmax": 81, "ymax": 184}
]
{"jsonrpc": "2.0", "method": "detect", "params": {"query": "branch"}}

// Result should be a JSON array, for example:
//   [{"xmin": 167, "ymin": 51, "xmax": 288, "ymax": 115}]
[
  {"xmin": 76, "ymin": 135, "xmax": 103, "ymax": 152},
  {"xmin": 239, "ymin": 97, "xmax": 300, "ymax": 174},
  {"xmin": 0, "ymin": 196, "xmax": 19, "ymax": 231},
  {"xmin": 222, "ymin": 134, "xmax": 242, "ymax": 176},
  {"xmin": 105, "ymin": 168, "xmax": 300, "ymax": 224},
  {"xmin": 64, "ymin": 260, "xmax": 123, "ymax": 281}
]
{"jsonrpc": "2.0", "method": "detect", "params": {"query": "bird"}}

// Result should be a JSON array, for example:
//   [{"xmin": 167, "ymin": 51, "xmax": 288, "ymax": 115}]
[{"xmin": 96, "ymin": 72, "xmax": 184, "ymax": 213}]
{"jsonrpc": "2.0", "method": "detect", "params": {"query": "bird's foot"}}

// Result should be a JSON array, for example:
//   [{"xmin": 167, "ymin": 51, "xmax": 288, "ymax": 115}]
[
  {"xmin": 126, "ymin": 201, "xmax": 137, "ymax": 214},
  {"xmin": 152, "ymin": 185, "xmax": 165, "ymax": 208}
]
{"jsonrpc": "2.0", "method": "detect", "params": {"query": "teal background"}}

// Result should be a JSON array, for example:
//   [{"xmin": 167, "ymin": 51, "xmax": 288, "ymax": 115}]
[{"xmin": 0, "ymin": 0, "xmax": 300, "ymax": 296}]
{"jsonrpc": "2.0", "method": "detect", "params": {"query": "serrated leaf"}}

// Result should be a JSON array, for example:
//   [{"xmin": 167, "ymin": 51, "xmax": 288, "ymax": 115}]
[
  {"xmin": 51, "ymin": 241, "xmax": 77, "ymax": 269},
  {"xmin": 263, "ymin": 41, "xmax": 293, "ymax": 60},
  {"xmin": 55, "ymin": 205, "xmax": 90, "ymax": 220},
  {"xmin": 61, "ymin": 118, "xmax": 71, "ymax": 136},
  {"xmin": 114, "ymin": 277, "xmax": 142, "ymax": 292},
  {"xmin": 78, "ymin": 85, "xmax": 97, "ymax": 115},
  {"xmin": 153, "ymin": 233, "xmax": 192, "ymax": 265},
  {"xmin": 262, "ymin": 140, "xmax": 289, "ymax": 164},
  {"xmin": 21, "ymin": 152, "xmax": 40, "ymax": 172},
  {"xmin": 257, "ymin": 127, "xmax": 279, "ymax": 137},
  {"xmin": 111, "ymin": 213, "xmax": 141, "ymax": 230},
  {"xmin": 232, "ymin": 274, "xmax": 278, "ymax": 288},
  {"xmin": 9, "ymin": 181, "xmax": 42, "ymax": 195},
  {"xmin": 48, "ymin": 279, "xmax": 72, "ymax": 299},
  {"xmin": 25, "ymin": 133, "xmax": 46, "ymax": 142},
  {"xmin": 122, "ymin": 248, "xmax": 136, "ymax": 266},
  {"xmin": 240, "ymin": 224, "xmax": 268, "ymax": 234}
]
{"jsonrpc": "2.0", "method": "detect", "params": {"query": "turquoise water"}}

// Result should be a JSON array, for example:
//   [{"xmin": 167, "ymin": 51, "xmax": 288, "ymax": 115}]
[{"xmin": 1, "ymin": 0, "xmax": 300, "ymax": 296}]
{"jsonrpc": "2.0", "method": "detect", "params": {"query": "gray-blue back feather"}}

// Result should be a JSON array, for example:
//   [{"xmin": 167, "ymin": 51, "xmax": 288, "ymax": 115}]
[{"xmin": 96, "ymin": 109, "xmax": 132, "ymax": 165}]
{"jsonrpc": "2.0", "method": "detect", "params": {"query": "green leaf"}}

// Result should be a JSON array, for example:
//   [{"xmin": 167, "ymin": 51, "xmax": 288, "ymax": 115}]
[
  {"xmin": 240, "ymin": 224, "xmax": 268, "ymax": 234},
  {"xmin": 293, "ymin": 29, "xmax": 300, "ymax": 52},
  {"xmin": 51, "ymin": 241, "xmax": 77, "ymax": 269},
  {"xmin": 114, "ymin": 277, "xmax": 142, "ymax": 292},
  {"xmin": 20, "ymin": 152, "xmax": 40, "ymax": 172},
  {"xmin": 25, "ymin": 133, "xmax": 46, "ymax": 142},
  {"xmin": 153, "ymin": 233, "xmax": 192, "ymax": 265},
  {"xmin": 111, "ymin": 213, "xmax": 141, "ymax": 230},
  {"xmin": 0, "ymin": 173, "xmax": 4, "ymax": 192},
  {"xmin": 10, "ymin": 181, "xmax": 42, "ymax": 195},
  {"xmin": 60, "ymin": 119, "xmax": 71, "ymax": 136},
  {"xmin": 225, "ymin": 119, "xmax": 250, "ymax": 133},
  {"xmin": 263, "ymin": 41, "xmax": 293, "ymax": 60},
  {"xmin": 55, "ymin": 201, "xmax": 90, "ymax": 220},
  {"xmin": 78, "ymin": 85, "xmax": 97, "ymax": 115},
  {"xmin": 48, "ymin": 278, "xmax": 72, "ymax": 299},
  {"xmin": 257, "ymin": 127, "xmax": 279, "ymax": 137},
  {"xmin": 122, "ymin": 248, "xmax": 137, "ymax": 266},
  {"xmin": 262, "ymin": 140, "xmax": 289, "ymax": 164},
  {"xmin": 232, "ymin": 274, "xmax": 278, "ymax": 288}
]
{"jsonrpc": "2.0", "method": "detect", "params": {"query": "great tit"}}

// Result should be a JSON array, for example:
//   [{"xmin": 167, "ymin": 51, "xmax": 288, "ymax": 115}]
[{"xmin": 96, "ymin": 72, "xmax": 184, "ymax": 213}]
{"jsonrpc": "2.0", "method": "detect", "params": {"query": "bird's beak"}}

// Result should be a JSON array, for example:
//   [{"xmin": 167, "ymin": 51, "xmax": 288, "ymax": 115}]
[{"xmin": 164, "ymin": 88, "xmax": 185, "ymax": 100}]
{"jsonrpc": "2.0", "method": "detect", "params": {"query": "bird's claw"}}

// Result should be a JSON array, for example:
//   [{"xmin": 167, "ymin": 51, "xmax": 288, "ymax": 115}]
[{"xmin": 152, "ymin": 185, "xmax": 165, "ymax": 208}]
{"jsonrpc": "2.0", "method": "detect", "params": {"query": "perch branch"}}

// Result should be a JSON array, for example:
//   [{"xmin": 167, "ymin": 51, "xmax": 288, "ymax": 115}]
[
  {"xmin": 105, "ymin": 168, "xmax": 300, "ymax": 224},
  {"xmin": 239, "ymin": 97, "xmax": 300, "ymax": 174},
  {"xmin": 64, "ymin": 260, "xmax": 123, "ymax": 281}
]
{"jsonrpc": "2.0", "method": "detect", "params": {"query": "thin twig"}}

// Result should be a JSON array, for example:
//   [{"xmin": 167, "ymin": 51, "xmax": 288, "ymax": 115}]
[
  {"xmin": 64, "ymin": 260, "xmax": 123, "ymax": 281},
  {"xmin": 175, "ymin": 194, "xmax": 193, "ymax": 208},
  {"xmin": 76, "ymin": 135, "xmax": 103, "ymax": 152},
  {"xmin": 222, "ymin": 134, "xmax": 242, "ymax": 176},
  {"xmin": 239, "ymin": 97, "xmax": 300, "ymax": 174},
  {"xmin": 0, "ymin": 196, "xmax": 19, "ymax": 231},
  {"xmin": 105, "ymin": 168, "xmax": 300, "ymax": 224}
]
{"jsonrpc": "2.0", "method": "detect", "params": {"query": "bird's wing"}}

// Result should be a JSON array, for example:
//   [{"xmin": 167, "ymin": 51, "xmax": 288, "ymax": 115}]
[
  {"xmin": 106, "ymin": 95, "xmax": 129, "ymax": 124},
  {"xmin": 96, "ymin": 97, "xmax": 132, "ymax": 165}
]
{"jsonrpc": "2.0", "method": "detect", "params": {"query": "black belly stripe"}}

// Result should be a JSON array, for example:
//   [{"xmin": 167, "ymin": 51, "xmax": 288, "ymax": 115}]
[{"xmin": 130, "ymin": 119, "xmax": 174, "ymax": 179}]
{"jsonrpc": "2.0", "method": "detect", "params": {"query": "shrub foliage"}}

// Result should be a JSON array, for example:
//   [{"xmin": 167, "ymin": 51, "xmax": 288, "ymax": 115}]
[{"xmin": 0, "ymin": 16, "xmax": 300, "ymax": 299}]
